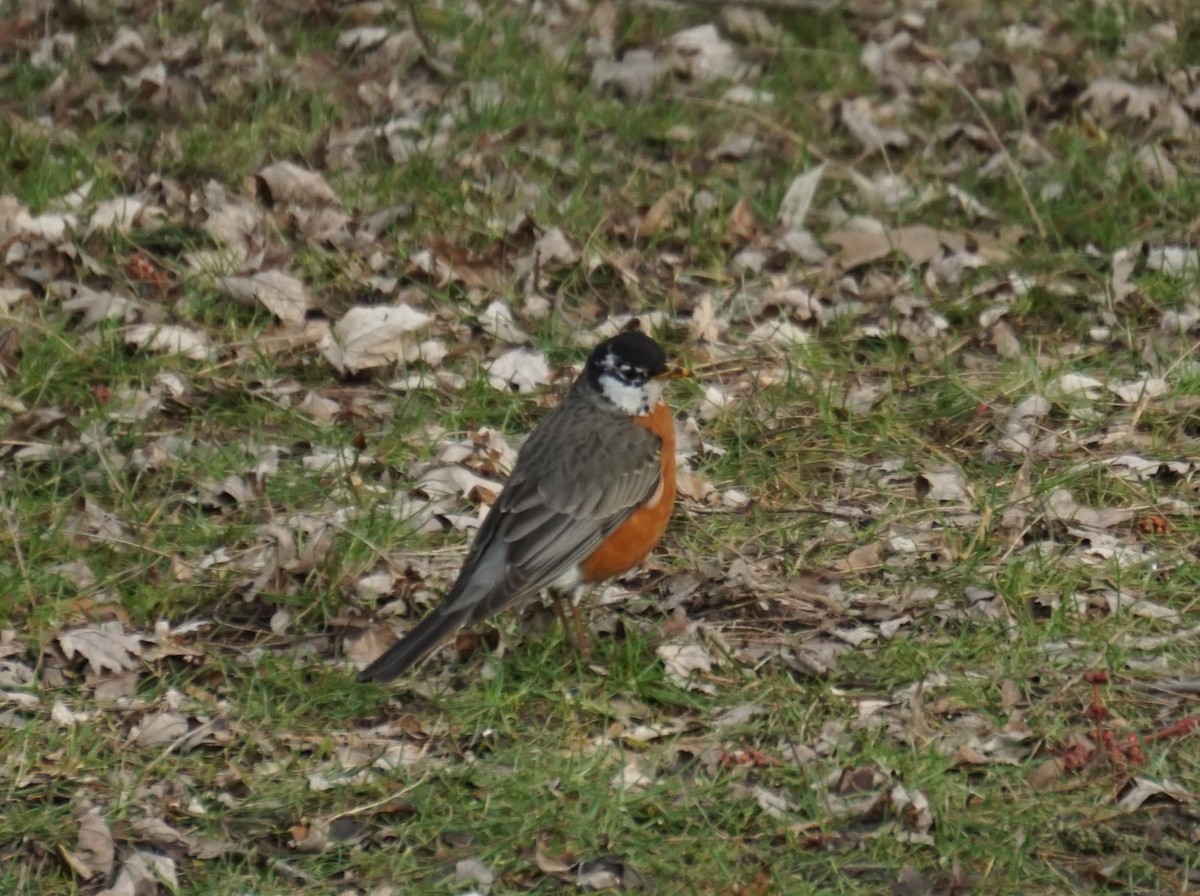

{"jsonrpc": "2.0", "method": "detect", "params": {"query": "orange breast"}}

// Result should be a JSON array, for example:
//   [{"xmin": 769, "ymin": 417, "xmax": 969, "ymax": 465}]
[{"xmin": 579, "ymin": 401, "xmax": 676, "ymax": 583}]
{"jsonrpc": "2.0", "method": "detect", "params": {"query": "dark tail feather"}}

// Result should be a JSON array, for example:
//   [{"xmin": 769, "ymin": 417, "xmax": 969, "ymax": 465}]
[{"xmin": 356, "ymin": 607, "xmax": 468, "ymax": 683}]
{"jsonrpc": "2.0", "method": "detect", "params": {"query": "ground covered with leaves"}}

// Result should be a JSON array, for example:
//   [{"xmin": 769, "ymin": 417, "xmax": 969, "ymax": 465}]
[{"xmin": 2, "ymin": 0, "xmax": 1199, "ymax": 893}]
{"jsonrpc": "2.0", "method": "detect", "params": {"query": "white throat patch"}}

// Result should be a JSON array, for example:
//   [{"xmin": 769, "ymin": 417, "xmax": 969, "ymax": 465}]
[{"xmin": 599, "ymin": 372, "xmax": 663, "ymax": 415}]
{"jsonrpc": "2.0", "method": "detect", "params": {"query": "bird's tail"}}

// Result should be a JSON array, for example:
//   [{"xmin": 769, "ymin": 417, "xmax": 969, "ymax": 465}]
[{"xmin": 356, "ymin": 606, "xmax": 469, "ymax": 683}]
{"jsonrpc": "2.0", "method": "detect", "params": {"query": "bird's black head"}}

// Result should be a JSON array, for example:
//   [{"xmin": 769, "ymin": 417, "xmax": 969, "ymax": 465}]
[{"xmin": 585, "ymin": 330, "xmax": 669, "ymax": 391}]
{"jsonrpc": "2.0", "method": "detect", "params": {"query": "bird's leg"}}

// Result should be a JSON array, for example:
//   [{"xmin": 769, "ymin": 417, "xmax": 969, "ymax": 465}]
[
  {"xmin": 570, "ymin": 595, "xmax": 592, "ymax": 656},
  {"xmin": 549, "ymin": 589, "xmax": 592, "ymax": 656}
]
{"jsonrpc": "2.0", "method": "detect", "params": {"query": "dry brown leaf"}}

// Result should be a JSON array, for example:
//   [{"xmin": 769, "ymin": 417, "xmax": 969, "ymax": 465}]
[
  {"xmin": 590, "ymin": 49, "xmax": 660, "ymax": 100},
  {"xmin": 664, "ymin": 24, "xmax": 743, "ymax": 81},
  {"xmin": 836, "ymin": 540, "xmax": 883, "ymax": 574},
  {"xmin": 485, "ymin": 348, "xmax": 551, "ymax": 393},
  {"xmin": 98, "ymin": 850, "xmax": 178, "ymax": 896},
  {"xmin": 56, "ymin": 623, "xmax": 144, "ymax": 675},
  {"xmin": 657, "ymin": 643, "xmax": 717, "ymax": 694},
  {"xmin": 125, "ymin": 323, "xmax": 212, "ymax": 361},
  {"xmin": 839, "ymin": 97, "xmax": 910, "ymax": 151},
  {"xmin": 218, "ymin": 270, "xmax": 318, "ymax": 324},
  {"xmin": 134, "ymin": 710, "xmax": 191, "ymax": 746},
  {"xmin": 322, "ymin": 304, "xmax": 433, "ymax": 374},
  {"xmin": 255, "ymin": 160, "xmax": 339, "ymax": 206},
  {"xmin": 778, "ymin": 164, "xmax": 826, "ymax": 231},
  {"xmin": 1045, "ymin": 489, "xmax": 1135, "ymax": 530},
  {"xmin": 61, "ymin": 805, "xmax": 114, "ymax": 880}
]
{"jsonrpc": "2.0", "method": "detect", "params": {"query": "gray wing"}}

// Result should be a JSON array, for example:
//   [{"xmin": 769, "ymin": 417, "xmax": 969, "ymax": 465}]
[
  {"xmin": 461, "ymin": 397, "xmax": 664, "ymax": 611},
  {"xmin": 356, "ymin": 396, "xmax": 663, "ymax": 683}
]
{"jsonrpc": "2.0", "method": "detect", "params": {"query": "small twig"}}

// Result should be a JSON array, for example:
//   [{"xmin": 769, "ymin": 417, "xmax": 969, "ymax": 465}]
[
  {"xmin": 1142, "ymin": 715, "xmax": 1200, "ymax": 743},
  {"xmin": 324, "ymin": 776, "xmax": 429, "ymax": 822},
  {"xmin": 935, "ymin": 60, "xmax": 1047, "ymax": 240}
]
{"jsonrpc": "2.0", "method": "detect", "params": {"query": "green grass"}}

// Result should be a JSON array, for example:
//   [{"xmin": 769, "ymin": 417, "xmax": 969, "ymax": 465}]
[{"xmin": 2, "ymin": 0, "xmax": 1199, "ymax": 893}]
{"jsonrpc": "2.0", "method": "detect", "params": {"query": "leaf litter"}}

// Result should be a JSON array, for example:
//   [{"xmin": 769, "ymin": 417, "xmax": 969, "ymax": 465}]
[{"xmin": 3, "ymin": 0, "xmax": 1200, "ymax": 891}]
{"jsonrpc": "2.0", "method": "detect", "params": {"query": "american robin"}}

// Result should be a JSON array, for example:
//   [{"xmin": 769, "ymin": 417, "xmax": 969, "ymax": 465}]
[{"xmin": 357, "ymin": 330, "xmax": 685, "ymax": 683}]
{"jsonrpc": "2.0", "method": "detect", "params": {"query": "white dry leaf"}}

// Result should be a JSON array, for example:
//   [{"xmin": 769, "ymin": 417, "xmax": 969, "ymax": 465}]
[
  {"xmin": 1111, "ymin": 245, "xmax": 1139, "ymax": 303},
  {"xmin": 711, "ymin": 133, "xmax": 757, "ymax": 160},
  {"xmin": 355, "ymin": 570, "xmax": 395, "ymax": 603},
  {"xmin": 992, "ymin": 320, "xmax": 1021, "ymax": 359},
  {"xmin": 88, "ymin": 196, "xmax": 163, "ymax": 234},
  {"xmin": 255, "ymin": 161, "xmax": 339, "ymax": 207},
  {"xmin": 134, "ymin": 710, "xmax": 191, "ymax": 746},
  {"xmin": 1079, "ymin": 78, "xmax": 1164, "ymax": 124},
  {"xmin": 300, "ymin": 448, "xmax": 375, "ymax": 473},
  {"xmin": 590, "ymin": 49, "xmax": 660, "ymax": 100},
  {"xmin": 664, "ymin": 25, "xmax": 743, "ymax": 82},
  {"xmin": 479, "ymin": 300, "xmax": 529, "ymax": 344},
  {"xmin": 751, "ymin": 786, "xmax": 793, "ymax": 820},
  {"xmin": 50, "ymin": 559, "xmax": 98, "ymax": 590},
  {"xmin": 839, "ymin": 97, "xmax": 910, "ymax": 152},
  {"xmin": 778, "ymin": 163, "xmax": 827, "ymax": 231},
  {"xmin": 322, "ymin": 304, "xmax": 433, "ymax": 374},
  {"xmin": 720, "ymin": 5, "xmax": 780, "ymax": 42},
  {"xmin": 61, "ymin": 806, "xmax": 115, "ymax": 880},
  {"xmin": 417, "ymin": 465, "xmax": 502, "ymax": 503},
  {"xmin": 99, "ymin": 850, "xmax": 178, "ymax": 896},
  {"xmin": 1117, "ymin": 777, "xmax": 1192, "ymax": 811},
  {"xmin": 51, "ymin": 700, "xmax": 91, "ymax": 726},
  {"xmin": 336, "ymin": 26, "xmax": 389, "ymax": 53},
  {"xmin": 370, "ymin": 742, "xmax": 432, "ymax": 773},
  {"xmin": 1012, "ymin": 394, "xmax": 1051, "ymax": 420},
  {"xmin": 1135, "ymin": 144, "xmax": 1178, "ymax": 186},
  {"xmin": 688, "ymin": 292, "xmax": 721, "ymax": 344},
  {"xmin": 122, "ymin": 61, "xmax": 165, "ymax": 94},
  {"xmin": 1108, "ymin": 376, "xmax": 1168, "ymax": 404},
  {"xmin": 200, "ymin": 181, "xmax": 263, "ymax": 252},
  {"xmin": 1046, "ymin": 488, "xmax": 1135, "ymax": 530},
  {"xmin": 849, "ymin": 170, "xmax": 914, "ymax": 209},
  {"xmin": 731, "ymin": 248, "xmax": 766, "ymax": 274},
  {"xmin": 57, "ymin": 623, "xmax": 144, "ymax": 675},
  {"xmin": 93, "ymin": 25, "xmax": 147, "ymax": 70},
  {"xmin": 1076, "ymin": 532, "xmax": 1151, "ymax": 568},
  {"xmin": 199, "ymin": 475, "xmax": 255, "ymax": 508},
  {"xmin": 0, "ymin": 285, "xmax": 31, "ymax": 310},
  {"xmin": 411, "ymin": 338, "xmax": 449, "ymax": 367},
  {"xmin": 675, "ymin": 465, "xmax": 714, "ymax": 502},
  {"xmin": 390, "ymin": 370, "xmax": 465, "ymax": 392},
  {"xmin": 657, "ymin": 643, "xmax": 717, "ymax": 694},
  {"xmin": 1094, "ymin": 590, "xmax": 1180, "ymax": 623},
  {"xmin": 747, "ymin": 319, "xmax": 811, "ymax": 347},
  {"xmin": 1104, "ymin": 455, "xmax": 1194, "ymax": 481},
  {"xmin": 891, "ymin": 784, "xmax": 934, "ymax": 844},
  {"xmin": 125, "ymin": 324, "xmax": 212, "ymax": 361},
  {"xmin": 1145, "ymin": 245, "xmax": 1199, "ymax": 276},
  {"xmin": 61, "ymin": 286, "xmax": 148, "ymax": 326},
  {"xmin": 485, "ymin": 348, "xmax": 551, "ymax": 393},
  {"xmin": 296, "ymin": 390, "xmax": 341, "ymax": 423},
  {"xmin": 1050, "ymin": 373, "xmax": 1104, "ymax": 399},
  {"xmin": 698, "ymin": 385, "xmax": 734, "ymax": 422},
  {"xmin": 917, "ymin": 470, "xmax": 966, "ymax": 502},
  {"xmin": 270, "ymin": 609, "xmax": 291, "ymax": 635},
  {"xmin": 218, "ymin": 271, "xmax": 317, "ymax": 324},
  {"xmin": 584, "ymin": 312, "xmax": 669, "ymax": 345},
  {"xmin": 455, "ymin": 858, "xmax": 496, "ymax": 894},
  {"xmin": 722, "ymin": 488, "xmax": 751, "ymax": 510},
  {"xmin": 722, "ymin": 85, "xmax": 774, "ymax": 106},
  {"xmin": 999, "ymin": 456, "xmax": 1033, "ymax": 532},
  {"xmin": 832, "ymin": 624, "xmax": 877, "ymax": 646},
  {"xmin": 531, "ymin": 227, "xmax": 579, "ymax": 269},
  {"xmin": 611, "ymin": 758, "xmax": 657, "ymax": 791}
]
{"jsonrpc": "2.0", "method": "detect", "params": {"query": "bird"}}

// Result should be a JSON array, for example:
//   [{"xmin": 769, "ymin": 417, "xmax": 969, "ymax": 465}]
[{"xmin": 357, "ymin": 330, "xmax": 685, "ymax": 683}]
